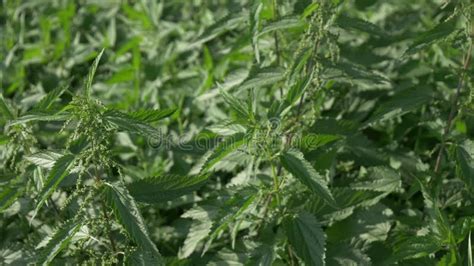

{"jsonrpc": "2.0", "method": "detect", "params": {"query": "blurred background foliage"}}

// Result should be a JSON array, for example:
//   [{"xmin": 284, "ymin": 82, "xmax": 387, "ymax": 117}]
[{"xmin": 1, "ymin": 0, "xmax": 474, "ymax": 265}]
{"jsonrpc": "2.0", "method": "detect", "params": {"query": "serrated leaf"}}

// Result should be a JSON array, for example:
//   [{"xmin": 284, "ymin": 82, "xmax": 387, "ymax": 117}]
[
  {"xmin": 34, "ymin": 85, "xmax": 67, "ymax": 111},
  {"xmin": 25, "ymin": 151, "xmax": 63, "ymax": 169},
  {"xmin": 280, "ymin": 149, "xmax": 337, "ymax": 207},
  {"xmin": 351, "ymin": 166, "xmax": 401, "ymax": 192},
  {"xmin": 208, "ymin": 248, "xmax": 248, "ymax": 266},
  {"xmin": 326, "ymin": 203, "xmax": 393, "ymax": 243},
  {"xmin": 249, "ymin": 0, "xmax": 263, "ymax": 63},
  {"xmin": 220, "ymin": 90, "xmax": 254, "ymax": 122},
  {"xmin": 126, "ymin": 248, "xmax": 159, "ymax": 266},
  {"xmin": 296, "ymin": 134, "xmax": 341, "ymax": 152},
  {"xmin": 238, "ymin": 67, "xmax": 284, "ymax": 91},
  {"xmin": 128, "ymin": 175, "xmax": 208, "ymax": 203},
  {"xmin": 405, "ymin": 18, "xmax": 458, "ymax": 55},
  {"xmin": 327, "ymin": 242, "xmax": 371, "ymax": 266},
  {"xmin": 37, "ymin": 219, "xmax": 82, "ymax": 265},
  {"xmin": 8, "ymin": 111, "xmax": 70, "ymax": 126},
  {"xmin": 201, "ymin": 133, "xmax": 246, "ymax": 172},
  {"xmin": 390, "ymin": 235, "xmax": 441, "ymax": 262},
  {"xmin": 0, "ymin": 186, "xmax": 22, "ymax": 212},
  {"xmin": 258, "ymin": 16, "xmax": 305, "ymax": 36},
  {"xmin": 284, "ymin": 211, "xmax": 326, "ymax": 266},
  {"xmin": 84, "ymin": 48, "xmax": 104, "ymax": 98},
  {"xmin": 365, "ymin": 86, "xmax": 433, "ymax": 125},
  {"xmin": 179, "ymin": 220, "xmax": 212, "ymax": 259},
  {"xmin": 129, "ymin": 108, "xmax": 177, "ymax": 123},
  {"xmin": 0, "ymin": 94, "xmax": 14, "ymax": 120},
  {"xmin": 248, "ymin": 243, "xmax": 275, "ymax": 266},
  {"xmin": 456, "ymin": 145, "xmax": 474, "ymax": 190},
  {"xmin": 104, "ymin": 182, "xmax": 163, "ymax": 264},
  {"xmin": 33, "ymin": 154, "xmax": 76, "ymax": 218},
  {"xmin": 203, "ymin": 190, "xmax": 256, "ymax": 254},
  {"xmin": 336, "ymin": 15, "xmax": 386, "ymax": 37},
  {"xmin": 104, "ymin": 109, "xmax": 159, "ymax": 138},
  {"xmin": 322, "ymin": 58, "xmax": 389, "ymax": 84},
  {"xmin": 189, "ymin": 13, "xmax": 246, "ymax": 48}
]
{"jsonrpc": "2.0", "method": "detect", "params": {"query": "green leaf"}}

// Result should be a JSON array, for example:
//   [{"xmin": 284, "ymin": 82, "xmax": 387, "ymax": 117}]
[
  {"xmin": 128, "ymin": 174, "xmax": 208, "ymax": 203},
  {"xmin": 189, "ymin": 13, "xmax": 246, "ymax": 49},
  {"xmin": 179, "ymin": 205, "xmax": 218, "ymax": 258},
  {"xmin": 237, "ymin": 67, "xmax": 284, "ymax": 91},
  {"xmin": 129, "ymin": 108, "xmax": 177, "ymax": 123},
  {"xmin": 326, "ymin": 203, "xmax": 393, "ymax": 243},
  {"xmin": 351, "ymin": 166, "xmax": 401, "ymax": 193},
  {"xmin": 258, "ymin": 16, "xmax": 305, "ymax": 37},
  {"xmin": 201, "ymin": 133, "xmax": 246, "ymax": 172},
  {"xmin": 405, "ymin": 18, "xmax": 458, "ymax": 55},
  {"xmin": 34, "ymin": 85, "xmax": 68, "ymax": 111},
  {"xmin": 37, "ymin": 219, "xmax": 83, "ymax": 265},
  {"xmin": 33, "ymin": 154, "xmax": 76, "ymax": 218},
  {"xmin": 284, "ymin": 211, "xmax": 326, "ymax": 266},
  {"xmin": 302, "ymin": 2, "xmax": 319, "ymax": 18},
  {"xmin": 280, "ymin": 149, "xmax": 337, "ymax": 207},
  {"xmin": 25, "ymin": 151, "xmax": 63, "ymax": 169},
  {"xmin": 468, "ymin": 231, "xmax": 473, "ymax": 266},
  {"xmin": 0, "ymin": 94, "xmax": 14, "ymax": 120},
  {"xmin": 0, "ymin": 185, "xmax": 22, "ymax": 212},
  {"xmin": 179, "ymin": 220, "xmax": 212, "ymax": 259},
  {"xmin": 390, "ymin": 235, "xmax": 441, "ymax": 262},
  {"xmin": 104, "ymin": 109, "xmax": 158, "ymax": 138},
  {"xmin": 327, "ymin": 242, "xmax": 371, "ymax": 266},
  {"xmin": 104, "ymin": 182, "xmax": 163, "ymax": 264},
  {"xmin": 84, "ymin": 48, "xmax": 105, "ymax": 98},
  {"xmin": 8, "ymin": 111, "xmax": 70, "ymax": 126},
  {"xmin": 456, "ymin": 144, "xmax": 474, "ymax": 190},
  {"xmin": 220, "ymin": 90, "xmax": 254, "ymax": 123},
  {"xmin": 322, "ymin": 58, "xmax": 389, "ymax": 84},
  {"xmin": 203, "ymin": 189, "xmax": 257, "ymax": 254},
  {"xmin": 365, "ymin": 86, "xmax": 433, "ymax": 125},
  {"xmin": 336, "ymin": 15, "xmax": 386, "ymax": 37},
  {"xmin": 295, "ymin": 134, "xmax": 341, "ymax": 152},
  {"xmin": 249, "ymin": 0, "xmax": 263, "ymax": 63}
]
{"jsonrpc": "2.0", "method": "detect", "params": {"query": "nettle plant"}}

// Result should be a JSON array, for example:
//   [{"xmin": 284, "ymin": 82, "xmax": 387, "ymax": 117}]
[{"xmin": 1, "ymin": 0, "xmax": 474, "ymax": 265}]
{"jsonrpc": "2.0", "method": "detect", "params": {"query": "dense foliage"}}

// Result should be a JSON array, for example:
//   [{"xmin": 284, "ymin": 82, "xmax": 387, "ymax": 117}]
[{"xmin": 1, "ymin": 0, "xmax": 474, "ymax": 265}]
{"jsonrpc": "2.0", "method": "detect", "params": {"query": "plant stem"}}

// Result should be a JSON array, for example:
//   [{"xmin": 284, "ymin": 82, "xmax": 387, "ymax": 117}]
[
  {"xmin": 434, "ymin": 31, "xmax": 473, "ymax": 173},
  {"xmin": 94, "ymin": 167, "xmax": 118, "ymax": 254},
  {"xmin": 100, "ymin": 198, "xmax": 118, "ymax": 254}
]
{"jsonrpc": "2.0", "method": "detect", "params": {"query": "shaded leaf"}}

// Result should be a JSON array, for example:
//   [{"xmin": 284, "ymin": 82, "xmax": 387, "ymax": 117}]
[
  {"xmin": 284, "ymin": 211, "xmax": 326, "ymax": 266},
  {"xmin": 405, "ymin": 18, "xmax": 458, "ymax": 55},
  {"xmin": 365, "ymin": 87, "xmax": 433, "ymax": 125},
  {"xmin": 337, "ymin": 15, "xmax": 386, "ymax": 37},
  {"xmin": 456, "ymin": 144, "xmax": 474, "ymax": 190},
  {"xmin": 128, "ymin": 174, "xmax": 208, "ymax": 203}
]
